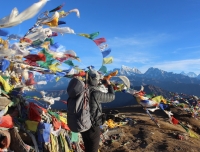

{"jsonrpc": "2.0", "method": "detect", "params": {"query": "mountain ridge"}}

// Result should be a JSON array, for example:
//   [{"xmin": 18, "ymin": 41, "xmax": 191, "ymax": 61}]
[
  {"xmin": 34, "ymin": 65, "xmax": 200, "ymax": 97},
  {"xmin": 109, "ymin": 66, "xmax": 200, "ymax": 96},
  {"xmin": 27, "ymin": 85, "xmax": 176, "ymax": 109},
  {"xmin": 115, "ymin": 65, "xmax": 200, "ymax": 78}
]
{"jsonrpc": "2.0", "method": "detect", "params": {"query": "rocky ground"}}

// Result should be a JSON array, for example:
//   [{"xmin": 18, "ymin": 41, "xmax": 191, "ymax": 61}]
[{"xmin": 100, "ymin": 105, "xmax": 200, "ymax": 152}]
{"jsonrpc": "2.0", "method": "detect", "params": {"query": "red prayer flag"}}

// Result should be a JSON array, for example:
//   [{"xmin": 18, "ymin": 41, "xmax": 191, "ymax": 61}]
[
  {"xmin": 25, "ymin": 72, "xmax": 36, "ymax": 86},
  {"xmin": 56, "ymin": 57, "xmax": 69, "ymax": 62},
  {"xmin": 52, "ymin": 116, "xmax": 61, "ymax": 130},
  {"xmin": 20, "ymin": 37, "xmax": 32, "ymax": 44},
  {"xmin": 73, "ymin": 71, "xmax": 86, "ymax": 77},
  {"xmin": 171, "ymin": 116, "xmax": 179, "ymax": 125},
  {"xmin": 61, "ymin": 121, "xmax": 70, "ymax": 131},
  {"xmin": 24, "ymin": 59, "xmax": 39, "ymax": 66},
  {"xmin": 24, "ymin": 54, "xmax": 46, "ymax": 62},
  {"xmin": 28, "ymin": 103, "xmax": 47, "ymax": 122},
  {"xmin": 61, "ymin": 100, "xmax": 67, "ymax": 104},
  {"xmin": 93, "ymin": 38, "xmax": 106, "ymax": 46}
]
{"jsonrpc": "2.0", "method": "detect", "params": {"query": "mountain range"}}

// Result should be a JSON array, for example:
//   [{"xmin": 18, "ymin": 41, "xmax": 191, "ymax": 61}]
[
  {"xmin": 112, "ymin": 65, "xmax": 200, "ymax": 79},
  {"xmin": 180, "ymin": 71, "xmax": 198, "ymax": 78},
  {"xmin": 25, "ymin": 65, "xmax": 200, "ymax": 109},
  {"xmin": 33, "ymin": 65, "xmax": 200, "ymax": 97},
  {"xmin": 109, "ymin": 65, "xmax": 200, "ymax": 97}
]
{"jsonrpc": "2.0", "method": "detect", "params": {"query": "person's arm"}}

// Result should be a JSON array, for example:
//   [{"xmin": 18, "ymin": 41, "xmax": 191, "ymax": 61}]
[{"xmin": 95, "ymin": 80, "xmax": 115, "ymax": 103}]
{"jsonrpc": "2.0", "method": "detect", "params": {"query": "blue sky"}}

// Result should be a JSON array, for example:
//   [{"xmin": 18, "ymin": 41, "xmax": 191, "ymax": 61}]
[{"xmin": 1, "ymin": 0, "xmax": 200, "ymax": 75}]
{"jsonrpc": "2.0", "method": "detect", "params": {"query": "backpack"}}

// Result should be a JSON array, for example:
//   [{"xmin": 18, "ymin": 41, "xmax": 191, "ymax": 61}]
[{"xmin": 66, "ymin": 73, "xmax": 92, "ymax": 132}]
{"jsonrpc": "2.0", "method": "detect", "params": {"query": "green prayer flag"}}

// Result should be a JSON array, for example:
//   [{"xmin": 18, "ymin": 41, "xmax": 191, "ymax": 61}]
[
  {"xmin": 89, "ymin": 32, "xmax": 99, "ymax": 40},
  {"xmin": 37, "ymin": 60, "xmax": 54, "ymax": 69},
  {"xmin": 145, "ymin": 94, "xmax": 155, "ymax": 99},
  {"xmin": 98, "ymin": 65, "xmax": 107, "ymax": 74},
  {"xmin": 40, "ymin": 49, "xmax": 53, "ymax": 60},
  {"xmin": 71, "ymin": 132, "xmax": 79, "ymax": 142},
  {"xmin": 37, "ymin": 49, "xmax": 55, "ymax": 68},
  {"xmin": 179, "ymin": 123, "xmax": 189, "ymax": 132},
  {"xmin": 1, "ymin": 76, "xmax": 9, "ymax": 80},
  {"xmin": 64, "ymin": 60, "xmax": 74, "ymax": 66},
  {"xmin": 45, "ymin": 38, "xmax": 54, "ymax": 45},
  {"xmin": 32, "ymin": 39, "xmax": 43, "ymax": 47},
  {"xmin": 48, "ymin": 111, "xmax": 60, "ymax": 120},
  {"xmin": 78, "ymin": 32, "xmax": 99, "ymax": 40}
]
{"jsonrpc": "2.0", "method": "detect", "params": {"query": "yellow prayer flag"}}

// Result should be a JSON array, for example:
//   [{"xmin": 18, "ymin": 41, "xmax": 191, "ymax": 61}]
[
  {"xmin": 78, "ymin": 33, "xmax": 90, "ymax": 38},
  {"xmin": 59, "ymin": 11, "xmax": 66, "ymax": 16},
  {"xmin": 59, "ymin": 115, "xmax": 67, "ymax": 124},
  {"xmin": 0, "ymin": 38, "xmax": 9, "ymax": 49},
  {"xmin": 118, "ymin": 84, "xmax": 125, "ymax": 91},
  {"xmin": 43, "ymin": 17, "xmax": 59, "ymax": 27},
  {"xmin": 25, "ymin": 120, "xmax": 39, "ymax": 132},
  {"xmin": 56, "ymin": 77, "xmax": 61, "ymax": 82},
  {"xmin": 50, "ymin": 134, "xmax": 57, "ymax": 152},
  {"xmin": 188, "ymin": 129, "xmax": 199, "ymax": 139},
  {"xmin": 40, "ymin": 41, "xmax": 50, "ymax": 49},
  {"xmin": 103, "ymin": 56, "xmax": 113, "ymax": 64},
  {"xmin": 0, "ymin": 76, "xmax": 12, "ymax": 93},
  {"xmin": 49, "ymin": 62, "xmax": 62, "ymax": 73}
]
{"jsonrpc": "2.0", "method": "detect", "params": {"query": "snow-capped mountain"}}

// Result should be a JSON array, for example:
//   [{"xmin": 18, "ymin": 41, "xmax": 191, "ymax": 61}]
[
  {"xmin": 180, "ymin": 71, "xmax": 197, "ymax": 78},
  {"xmin": 144, "ymin": 67, "xmax": 173, "ymax": 78},
  {"xmin": 120, "ymin": 65, "xmax": 142, "ymax": 75},
  {"xmin": 111, "ymin": 65, "xmax": 142, "ymax": 76},
  {"xmin": 180, "ymin": 71, "xmax": 187, "ymax": 76},
  {"xmin": 33, "ymin": 65, "xmax": 200, "ymax": 97},
  {"xmin": 186, "ymin": 72, "xmax": 197, "ymax": 78},
  {"xmin": 108, "ymin": 66, "xmax": 200, "ymax": 96},
  {"xmin": 111, "ymin": 66, "xmax": 199, "ymax": 80}
]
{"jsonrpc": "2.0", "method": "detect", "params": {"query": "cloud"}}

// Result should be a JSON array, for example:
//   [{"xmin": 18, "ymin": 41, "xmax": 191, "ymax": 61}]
[
  {"xmin": 108, "ymin": 33, "xmax": 171, "ymax": 48},
  {"xmin": 103, "ymin": 33, "xmax": 200, "ymax": 75},
  {"xmin": 139, "ymin": 59, "xmax": 200, "ymax": 75},
  {"xmin": 176, "ymin": 45, "xmax": 200, "ymax": 51},
  {"xmin": 114, "ymin": 54, "xmax": 154, "ymax": 64}
]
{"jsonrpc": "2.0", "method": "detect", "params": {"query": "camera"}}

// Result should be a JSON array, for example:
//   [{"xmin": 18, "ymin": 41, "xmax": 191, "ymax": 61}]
[{"xmin": 101, "ymin": 79, "xmax": 107, "ymax": 84}]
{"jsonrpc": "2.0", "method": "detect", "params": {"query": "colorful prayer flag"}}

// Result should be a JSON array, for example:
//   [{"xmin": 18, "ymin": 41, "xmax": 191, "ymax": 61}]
[
  {"xmin": 171, "ymin": 116, "xmax": 179, "ymax": 125},
  {"xmin": 188, "ymin": 129, "xmax": 199, "ymax": 139},
  {"xmin": 78, "ymin": 33, "xmax": 90, "ymax": 39},
  {"xmin": 78, "ymin": 32, "xmax": 99, "ymax": 40},
  {"xmin": 56, "ymin": 77, "xmax": 61, "ymax": 82},
  {"xmin": 49, "ymin": 62, "xmax": 62, "ymax": 73},
  {"xmin": 49, "ymin": 4, "xmax": 65, "ymax": 13},
  {"xmin": 88, "ymin": 32, "xmax": 99, "ymax": 40},
  {"xmin": 93, "ymin": 38, "xmax": 106, "ymax": 46},
  {"xmin": 98, "ymin": 65, "xmax": 107, "ymax": 74},
  {"xmin": 99, "ymin": 44, "xmax": 108, "ymax": 51},
  {"xmin": 103, "ymin": 56, "xmax": 113, "ymax": 64},
  {"xmin": 0, "ymin": 29, "xmax": 8, "ymax": 36},
  {"xmin": 101, "ymin": 48, "xmax": 111, "ymax": 58},
  {"xmin": 64, "ymin": 60, "xmax": 74, "ymax": 66}
]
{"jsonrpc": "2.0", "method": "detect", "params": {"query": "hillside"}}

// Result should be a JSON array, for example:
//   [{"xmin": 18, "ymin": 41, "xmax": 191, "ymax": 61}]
[
  {"xmin": 100, "ymin": 105, "xmax": 200, "ymax": 152},
  {"xmin": 27, "ymin": 85, "xmax": 174, "ymax": 109}
]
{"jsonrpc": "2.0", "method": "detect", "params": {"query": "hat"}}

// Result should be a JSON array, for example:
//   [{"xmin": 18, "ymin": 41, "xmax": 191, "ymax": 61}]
[
  {"xmin": 88, "ymin": 67, "xmax": 102, "ymax": 86},
  {"xmin": 88, "ymin": 68, "xmax": 100, "ymax": 81}
]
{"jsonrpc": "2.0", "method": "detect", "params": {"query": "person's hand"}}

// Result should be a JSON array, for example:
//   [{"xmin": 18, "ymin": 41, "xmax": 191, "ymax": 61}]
[{"xmin": 106, "ymin": 79, "xmax": 111, "ymax": 85}]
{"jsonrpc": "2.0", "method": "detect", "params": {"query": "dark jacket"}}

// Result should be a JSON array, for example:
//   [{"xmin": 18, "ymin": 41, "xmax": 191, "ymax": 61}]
[{"xmin": 89, "ymin": 85, "xmax": 115, "ymax": 126}]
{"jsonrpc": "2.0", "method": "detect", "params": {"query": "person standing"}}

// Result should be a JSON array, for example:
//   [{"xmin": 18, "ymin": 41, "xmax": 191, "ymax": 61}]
[{"xmin": 81, "ymin": 68, "xmax": 115, "ymax": 152}]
